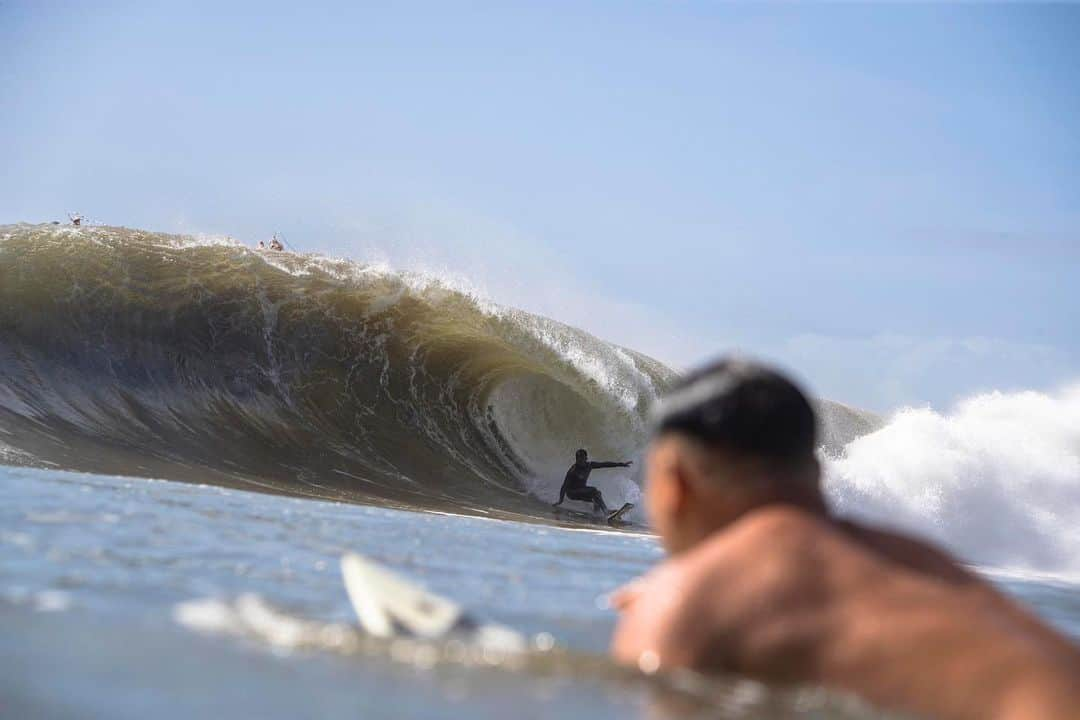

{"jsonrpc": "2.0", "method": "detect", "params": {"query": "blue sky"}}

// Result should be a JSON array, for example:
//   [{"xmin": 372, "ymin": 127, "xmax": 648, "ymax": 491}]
[{"xmin": 3, "ymin": 2, "xmax": 1077, "ymax": 411}]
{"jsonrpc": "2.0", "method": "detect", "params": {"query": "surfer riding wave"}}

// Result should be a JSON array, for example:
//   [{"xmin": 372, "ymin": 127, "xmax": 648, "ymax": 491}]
[{"xmin": 554, "ymin": 449, "xmax": 632, "ymax": 515}]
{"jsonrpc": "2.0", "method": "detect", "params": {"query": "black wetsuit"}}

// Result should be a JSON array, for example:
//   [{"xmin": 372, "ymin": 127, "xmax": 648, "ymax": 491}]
[{"xmin": 556, "ymin": 461, "xmax": 624, "ymax": 513}]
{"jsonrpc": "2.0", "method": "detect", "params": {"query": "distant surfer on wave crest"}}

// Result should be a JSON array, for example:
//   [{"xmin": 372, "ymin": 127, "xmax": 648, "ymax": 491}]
[
  {"xmin": 611, "ymin": 357, "xmax": 1080, "ymax": 720},
  {"xmin": 554, "ymin": 449, "xmax": 631, "ymax": 516}
]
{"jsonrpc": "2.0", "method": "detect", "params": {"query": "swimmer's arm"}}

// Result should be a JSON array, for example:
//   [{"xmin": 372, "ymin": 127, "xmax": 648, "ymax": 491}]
[{"xmin": 610, "ymin": 569, "xmax": 707, "ymax": 671}]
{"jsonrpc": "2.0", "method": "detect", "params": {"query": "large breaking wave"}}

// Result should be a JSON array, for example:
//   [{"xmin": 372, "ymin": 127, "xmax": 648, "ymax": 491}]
[{"xmin": 0, "ymin": 224, "xmax": 877, "ymax": 520}]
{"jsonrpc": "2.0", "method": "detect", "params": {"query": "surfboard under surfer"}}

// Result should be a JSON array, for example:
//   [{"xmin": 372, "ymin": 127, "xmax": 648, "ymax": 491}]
[{"xmin": 554, "ymin": 449, "xmax": 632, "ymax": 516}]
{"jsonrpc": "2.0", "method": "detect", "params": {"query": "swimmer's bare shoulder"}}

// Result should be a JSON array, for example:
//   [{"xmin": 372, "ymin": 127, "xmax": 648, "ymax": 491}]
[
  {"xmin": 612, "ymin": 506, "xmax": 1080, "ymax": 719},
  {"xmin": 612, "ymin": 507, "xmax": 842, "ymax": 675}
]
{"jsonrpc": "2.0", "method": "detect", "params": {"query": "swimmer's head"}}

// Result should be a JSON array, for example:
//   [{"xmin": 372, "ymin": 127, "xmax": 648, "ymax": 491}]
[
  {"xmin": 645, "ymin": 357, "xmax": 824, "ymax": 553},
  {"xmin": 652, "ymin": 357, "xmax": 817, "ymax": 459}
]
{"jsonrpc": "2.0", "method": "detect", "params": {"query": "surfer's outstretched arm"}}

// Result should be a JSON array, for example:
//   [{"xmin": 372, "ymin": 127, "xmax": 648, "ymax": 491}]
[{"xmin": 589, "ymin": 461, "xmax": 632, "ymax": 469}]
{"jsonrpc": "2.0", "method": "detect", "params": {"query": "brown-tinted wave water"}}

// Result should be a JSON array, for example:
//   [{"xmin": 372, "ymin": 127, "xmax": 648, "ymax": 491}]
[{"xmin": 0, "ymin": 224, "xmax": 879, "ymax": 519}]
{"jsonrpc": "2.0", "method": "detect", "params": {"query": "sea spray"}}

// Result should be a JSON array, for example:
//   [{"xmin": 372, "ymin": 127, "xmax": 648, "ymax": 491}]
[{"xmin": 825, "ymin": 385, "xmax": 1080, "ymax": 576}]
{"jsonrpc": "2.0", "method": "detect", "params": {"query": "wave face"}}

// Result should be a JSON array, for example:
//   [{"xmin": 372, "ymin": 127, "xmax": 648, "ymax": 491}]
[
  {"xmin": 825, "ymin": 386, "xmax": 1080, "ymax": 577},
  {"xmin": 0, "ymin": 224, "xmax": 878, "ymax": 518}
]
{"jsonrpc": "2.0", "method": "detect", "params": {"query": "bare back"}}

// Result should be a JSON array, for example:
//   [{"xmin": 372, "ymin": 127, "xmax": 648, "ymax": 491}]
[{"xmin": 612, "ymin": 507, "xmax": 1080, "ymax": 719}]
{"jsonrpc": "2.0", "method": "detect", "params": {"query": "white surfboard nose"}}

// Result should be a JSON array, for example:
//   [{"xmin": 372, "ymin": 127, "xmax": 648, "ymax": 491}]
[
  {"xmin": 340, "ymin": 553, "xmax": 529, "ymax": 654},
  {"xmin": 341, "ymin": 553, "xmax": 463, "ymax": 639}
]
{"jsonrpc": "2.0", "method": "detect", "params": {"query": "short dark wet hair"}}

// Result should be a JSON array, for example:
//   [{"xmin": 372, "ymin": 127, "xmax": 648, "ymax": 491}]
[
  {"xmin": 575, "ymin": 448, "xmax": 588, "ymax": 458},
  {"xmin": 652, "ymin": 357, "xmax": 817, "ymax": 462}
]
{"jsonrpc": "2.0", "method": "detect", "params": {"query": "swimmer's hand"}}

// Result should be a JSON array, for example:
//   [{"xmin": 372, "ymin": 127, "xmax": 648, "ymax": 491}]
[
  {"xmin": 609, "ymin": 578, "xmax": 646, "ymax": 611},
  {"xmin": 621, "ymin": 461, "xmax": 633, "ymax": 467}
]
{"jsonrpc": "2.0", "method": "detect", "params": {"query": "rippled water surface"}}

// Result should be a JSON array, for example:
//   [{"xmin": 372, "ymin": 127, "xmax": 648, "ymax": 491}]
[{"xmin": 3, "ymin": 465, "xmax": 1077, "ymax": 720}]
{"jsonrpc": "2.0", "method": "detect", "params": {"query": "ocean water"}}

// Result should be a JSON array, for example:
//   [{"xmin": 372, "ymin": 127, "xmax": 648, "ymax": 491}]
[
  {"xmin": 2, "ymin": 224, "xmax": 1078, "ymax": 718},
  {"xmin": 3, "ymin": 465, "xmax": 1078, "ymax": 720},
  {"xmin": 0, "ymin": 466, "xmax": 857, "ymax": 719}
]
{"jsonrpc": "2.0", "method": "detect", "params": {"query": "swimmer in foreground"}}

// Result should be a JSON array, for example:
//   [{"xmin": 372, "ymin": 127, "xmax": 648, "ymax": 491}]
[
  {"xmin": 554, "ymin": 449, "xmax": 632, "ymax": 515},
  {"xmin": 611, "ymin": 358, "xmax": 1079, "ymax": 720}
]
